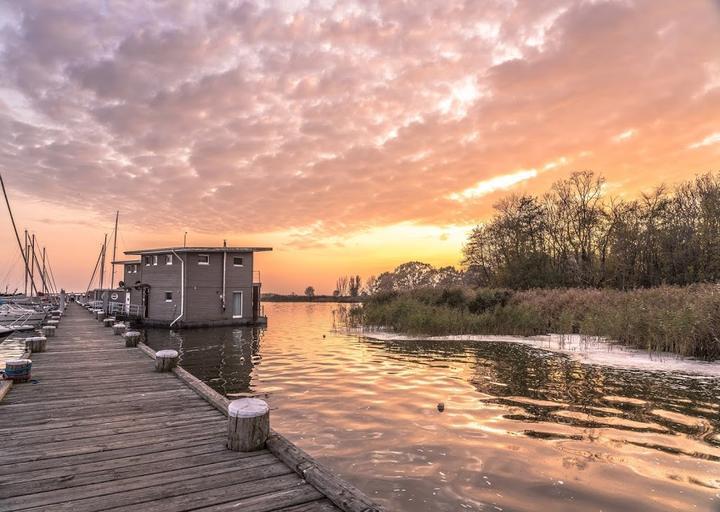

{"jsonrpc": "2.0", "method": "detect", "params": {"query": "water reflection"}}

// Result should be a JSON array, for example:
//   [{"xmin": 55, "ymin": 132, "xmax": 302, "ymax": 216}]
[
  {"xmin": 144, "ymin": 303, "xmax": 720, "ymax": 512},
  {"xmin": 145, "ymin": 325, "xmax": 262, "ymax": 396}
]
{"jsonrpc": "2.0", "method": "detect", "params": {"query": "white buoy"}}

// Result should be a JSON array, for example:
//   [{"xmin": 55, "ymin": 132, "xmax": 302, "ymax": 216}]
[{"xmin": 227, "ymin": 398, "xmax": 270, "ymax": 452}]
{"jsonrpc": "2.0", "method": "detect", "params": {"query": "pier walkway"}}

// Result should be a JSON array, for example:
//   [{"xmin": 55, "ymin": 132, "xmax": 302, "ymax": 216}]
[{"xmin": 0, "ymin": 304, "xmax": 377, "ymax": 512}]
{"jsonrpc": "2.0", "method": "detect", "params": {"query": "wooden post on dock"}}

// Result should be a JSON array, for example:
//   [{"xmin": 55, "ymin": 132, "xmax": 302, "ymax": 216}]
[
  {"xmin": 124, "ymin": 331, "xmax": 140, "ymax": 347},
  {"xmin": 96, "ymin": 311, "xmax": 105, "ymax": 321},
  {"xmin": 41, "ymin": 325, "xmax": 56, "ymax": 338},
  {"xmin": 103, "ymin": 317, "xmax": 114, "ymax": 327},
  {"xmin": 25, "ymin": 337, "xmax": 47, "ymax": 353},
  {"xmin": 113, "ymin": 323, "xmax": 126, "ymax": 336},
  {"xmin": 155, "ymin": 350, "xmax": 179, "ymax": 372},
  {"xmin": 4, "ymin": 359, "xmax": 32, "ymax": 382},
  {"xmin": 227, "ymin": 398, "xmax": 270, "ymax": 452}
]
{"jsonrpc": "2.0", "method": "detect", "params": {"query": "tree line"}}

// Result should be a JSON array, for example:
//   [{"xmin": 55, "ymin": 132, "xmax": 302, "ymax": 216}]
[{"xmin": 463, "ymin": 171, "xmax": 720, "ymax": 289}]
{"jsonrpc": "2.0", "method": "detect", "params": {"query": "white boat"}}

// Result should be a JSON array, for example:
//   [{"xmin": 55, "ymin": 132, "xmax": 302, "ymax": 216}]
[{"xmin": 0, "ymin": 305, "xmax": 46, "ymax": 325}]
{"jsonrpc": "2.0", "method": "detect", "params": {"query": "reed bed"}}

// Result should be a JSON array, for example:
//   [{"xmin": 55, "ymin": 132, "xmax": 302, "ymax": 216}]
[{"xmin": 357, "ymin": 285, "xmax": 720, "ymax": 360}]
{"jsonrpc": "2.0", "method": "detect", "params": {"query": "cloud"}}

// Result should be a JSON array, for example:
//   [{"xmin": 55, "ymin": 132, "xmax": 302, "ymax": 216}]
[
  {"xmin": 448, "ymin": 169, "xmax": 539, "ymax": 202},
  {"xmin": 689, "ymin": 132, "xmax": 720, "ymax": 149},
  {"xmin": 0, "ymin": 0, "xmax": 718, "ymax": 244}
]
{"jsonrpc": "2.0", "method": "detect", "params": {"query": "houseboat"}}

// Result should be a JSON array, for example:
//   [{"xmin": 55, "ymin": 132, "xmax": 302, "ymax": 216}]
[{"xmin": 115, "ymin": 246, "xmax": 271, "ymax": 328}]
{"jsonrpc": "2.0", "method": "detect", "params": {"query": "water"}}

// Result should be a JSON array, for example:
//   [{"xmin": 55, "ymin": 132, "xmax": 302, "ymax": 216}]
[{"xmin": 143, "ymin": 302, "xmax": 720, "ymax": 512}]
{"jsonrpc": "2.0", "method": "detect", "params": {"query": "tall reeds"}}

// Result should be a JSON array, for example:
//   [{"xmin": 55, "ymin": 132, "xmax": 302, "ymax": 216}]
[{"xmin": 360, "ymin": 285, "xmax": 720, "ymax": 360}]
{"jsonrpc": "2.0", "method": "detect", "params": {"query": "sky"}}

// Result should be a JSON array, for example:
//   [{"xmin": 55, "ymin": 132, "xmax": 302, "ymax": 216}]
[{"xmin": 0, "ymin": 0, "xmax": 718, "ymax": 294}]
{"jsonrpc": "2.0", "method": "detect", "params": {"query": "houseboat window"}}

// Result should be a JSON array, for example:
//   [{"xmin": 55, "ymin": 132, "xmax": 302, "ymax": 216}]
[
  {"xmin": 152, "ymin": 255, "xmax": 159, "ymax": 266},
  {"xmin": 128, "ymin": 264, "xmax": 137, "ymax": 274},
  {"xmin": 198, "ymin": 254, "xmax": 210, "ymax": 265},
  {"xmin": 166, "ymin": 254, "xmax": 173, "ymax": 265},
  {"xmin": 165, "ymin": 292, "xmax": 173, "ymax": 302},
  {"xmin": 233, "ymin": 256, "xmax": 244, "ymax": 267},
  {"xmin": 144, "ymin": 256, "xmax": 150, "ymax": 266}
]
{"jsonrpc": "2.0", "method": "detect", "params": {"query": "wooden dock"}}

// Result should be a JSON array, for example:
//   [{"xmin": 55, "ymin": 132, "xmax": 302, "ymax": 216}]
[{"xmin": 0, "ymin": 304, "xmax": 381, "ymax": 512}]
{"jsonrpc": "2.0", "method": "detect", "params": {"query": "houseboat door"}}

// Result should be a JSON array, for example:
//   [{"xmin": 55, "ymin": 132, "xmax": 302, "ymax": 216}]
[{"xmin": 232, "ymin": 292, "xmax": 243, "ymax": 318}]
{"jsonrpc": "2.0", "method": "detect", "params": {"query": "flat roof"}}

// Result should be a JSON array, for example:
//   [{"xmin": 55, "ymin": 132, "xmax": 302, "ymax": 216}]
[
  {"xmin": 125, "ymin": 246, "xmax": 273, "ymax": 255},
  {"xmin": 112, "ymin": 259, "xmax": 141, "ymax": 265}
]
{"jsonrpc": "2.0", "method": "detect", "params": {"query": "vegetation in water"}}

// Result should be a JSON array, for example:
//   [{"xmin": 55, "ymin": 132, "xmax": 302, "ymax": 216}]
[{"xmin": 356, "ymin": 285, "xmax": 720, "ymax": 360}]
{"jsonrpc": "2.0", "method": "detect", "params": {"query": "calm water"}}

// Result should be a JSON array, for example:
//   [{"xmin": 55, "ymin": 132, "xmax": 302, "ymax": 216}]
[{"xmin": 144, "ymin": 302, "xmax": 720, "ymax": 512}]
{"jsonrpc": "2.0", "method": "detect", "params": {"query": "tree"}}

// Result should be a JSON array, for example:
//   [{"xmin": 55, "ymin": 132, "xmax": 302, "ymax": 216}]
[
  {"xmin": 304, "ymin": 286, "xmax": 315, "ymax": 298},
  {"xmin": 459, "ymin": 170, "xmax": 720, "ymax": 290},
  {"xmin": 349, "ymin": 275, "xmax": 362, "ymax": 296},
  {"xmin": 335, "ymin": 275, "xmax": 349, "ymax": 296}
]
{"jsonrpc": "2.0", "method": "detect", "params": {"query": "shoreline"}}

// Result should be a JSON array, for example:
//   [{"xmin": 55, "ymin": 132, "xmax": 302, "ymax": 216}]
[{"xmin": 359, "ymin": 330, "xmax": 720, "ymax": 378}]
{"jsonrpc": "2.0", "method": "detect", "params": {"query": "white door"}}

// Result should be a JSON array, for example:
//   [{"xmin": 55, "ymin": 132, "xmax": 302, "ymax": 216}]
[{"xmin": 232, "ymin": 292, "xmax": 243, "ymax": 318}]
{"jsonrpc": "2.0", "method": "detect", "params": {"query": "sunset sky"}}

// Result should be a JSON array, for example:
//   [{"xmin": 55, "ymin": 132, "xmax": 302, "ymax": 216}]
[{"xmin": 0, "ymin": 0, "xmax": 719, "ymax": 294}]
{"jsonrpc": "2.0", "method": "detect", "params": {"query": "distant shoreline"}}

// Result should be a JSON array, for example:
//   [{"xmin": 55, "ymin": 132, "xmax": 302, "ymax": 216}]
[{"xmin": 262, "ymin": 294, "xmax": 364, "ymax": 303}]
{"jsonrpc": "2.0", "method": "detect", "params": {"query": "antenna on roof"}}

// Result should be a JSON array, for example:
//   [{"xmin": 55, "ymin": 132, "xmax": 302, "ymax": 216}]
[{"xmin": 223, "ymin": 239, "xmax": 227, "ymax": 248}]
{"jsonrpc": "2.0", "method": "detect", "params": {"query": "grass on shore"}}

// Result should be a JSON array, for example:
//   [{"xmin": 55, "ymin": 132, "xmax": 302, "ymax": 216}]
[{"xmin": 356, "ymin": 285, "xmax": 720, "ymax": 360}]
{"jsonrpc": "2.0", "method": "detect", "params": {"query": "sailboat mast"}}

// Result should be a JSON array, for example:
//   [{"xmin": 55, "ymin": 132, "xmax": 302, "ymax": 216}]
[
  {"xmin": 42, "ymin": 247, "xmax": 47, "ymax": 295},
  {"xmin": 0, "ymin": 173, "xmax": 37, "ymax": 297},
  {"xmin": 24, "ymin": 229, "xmax": 28, "ymax": 296},
  {"xmin": 30, "ymin": 234, "xmax": 36, "ymax": 296},
  {"xmin": 99, "ymin": 234, "xmax": 107, "ymax": 291},
  {"xmin": 111, "ymin": 211, "xmax": 119, "ymax": 289}
]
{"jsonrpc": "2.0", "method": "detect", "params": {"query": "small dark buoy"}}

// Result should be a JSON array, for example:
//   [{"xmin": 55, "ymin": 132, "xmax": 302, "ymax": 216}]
[
  {"xmin": 437, "ymin": 402, "xmax": 445, "ymax": 412},
  {"xmin": 322, "ymin": 334, "xmax": 326, "ymax": 338}
]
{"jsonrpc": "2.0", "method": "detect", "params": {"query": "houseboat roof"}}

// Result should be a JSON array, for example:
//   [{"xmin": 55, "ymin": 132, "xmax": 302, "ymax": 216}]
[
  {"xmin": 124, "ymin": 246, "xmax": 273, "ymax": 255},
  {"xmin": 112, "ymin": 259, "xmax": 142, "ymax": 264}
]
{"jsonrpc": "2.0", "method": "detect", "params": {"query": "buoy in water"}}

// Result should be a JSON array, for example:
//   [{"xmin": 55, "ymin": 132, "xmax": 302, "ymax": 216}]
[{"xmin": 437, "ymin": 402, "xmax": 445, "ymax": 412}]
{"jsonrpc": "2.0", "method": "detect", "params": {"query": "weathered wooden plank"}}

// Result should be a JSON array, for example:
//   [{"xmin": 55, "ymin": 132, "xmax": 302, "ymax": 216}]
[
  {"xmin": 2, "ymin": 380, "xmax": 186, "ymax": 403},
  {"xmin": 0, "ymin": 423, "xmax": 227, "ymax": 464},
  {"xmin": 100, "ymin": 473, "xmax": 309, "ymax": 512},
  {"xmin": 0, "ymin": 450, "xmax": 270, "ymax": 498},
  {"xmin": 0, "ymin": 387, "xmax": 197, "ymax": 410},
  {"xmin": 0, "ymin": 396, "xmax": 213, "ymax": 427},
  {"xmin": 2, "ymin": 410, "xmax": 222, "ymax": 445},
  {"xmin": 21, "ymin": 464, "xmax": 295, "ymax": 512},
  {"xmin": 0, "ymin": 435, "xmax": 226, "ymax": 476},
  {"xmin": 0, "ymin": 441, "xmax": 229, "ymax": 486},
  {"xmin": 276, "ymin": 499, "xmax": 344, "ymax": 512},
  {"xmin": 0, "ymin": 406, "xmax": 214, "ymax": 435},
  {"xmin": 195, "ymin": 486, "xmax": 327, "ymax": 512},
  {"xmin": 3, "ymin": 453, "xmax": 279, "ymax": 508}
]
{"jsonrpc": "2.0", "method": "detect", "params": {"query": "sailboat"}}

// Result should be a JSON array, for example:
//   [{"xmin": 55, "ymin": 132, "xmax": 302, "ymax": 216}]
[{"xmin": 0, "ymin": 173, "xmax": 59, "ymax": 335}]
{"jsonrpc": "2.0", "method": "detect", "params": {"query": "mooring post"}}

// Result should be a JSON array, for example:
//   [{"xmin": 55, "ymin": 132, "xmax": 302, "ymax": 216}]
[
  {"xmin": 227, "ymin": 398, "xmax": 270, "ymax": 452},
  {"xmin": 4, "ymin": 359, "xmax": 32, "ymax": 383},
  {"xmin": 103, "ymin": 317, "xmax": 114, "ymax": 327},
  {"xmin": 41, "ymin": 325, "xmax": 56, "ymax": 338},
  {"xmin": 113, "ymin": 323, "xmax": 127, "ymax": 336},
  {"xmin": 25, "ymin": 336, "xmax": 47, "ymax": 353},
  {"xmin": 97, "ymin": 311, "xmax": 105, "ymax": 322},
  {"xmin": 155, "ymin": 349, "xmax": 179, "ymax": 372},
  {"xmin": 45, "ymin": 319, "xmax": 59, "ymax": 327},
  {"xmin": 124, "ymin": 331, "xmax": 141, "ymax": 347}
]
